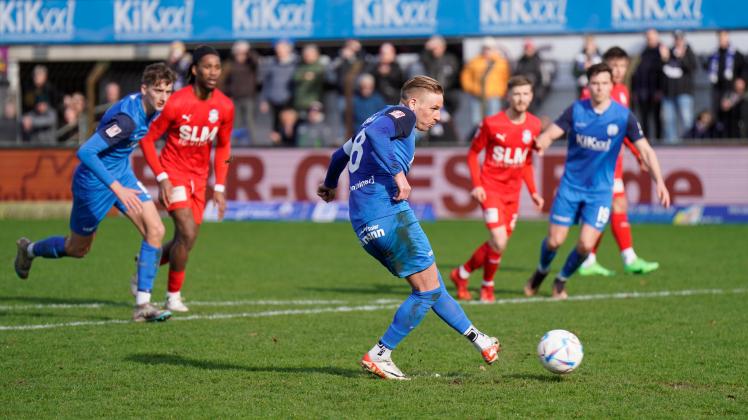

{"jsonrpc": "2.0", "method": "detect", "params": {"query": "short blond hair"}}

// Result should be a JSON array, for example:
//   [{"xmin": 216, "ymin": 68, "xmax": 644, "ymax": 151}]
[{"xmin": 400, "ymin": 75, "xmax": 443, "ymax": 101}]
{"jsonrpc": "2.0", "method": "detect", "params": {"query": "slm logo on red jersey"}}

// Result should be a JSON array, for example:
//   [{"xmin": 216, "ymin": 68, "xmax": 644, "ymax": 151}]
[
  {"xmin": 178, "ymin": 125, "xmax": 218, "ymax": 145},
  {"xmin": 492, "ymin": 146, "xmax": 529, "ymax": 167}
]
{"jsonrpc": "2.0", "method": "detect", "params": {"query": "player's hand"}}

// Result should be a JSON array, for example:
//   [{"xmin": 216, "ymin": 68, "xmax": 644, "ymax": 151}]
[
  {"xmin": 470, "ymin": 186, "xmax": 486, "ymax": 203},
  {"xmin": 393, "ymin": 171, "xmax": 411, "ymax": 201},
  {"xmin": 534, "ymin": 134, "xmax": 552, "ymax": 152},
  {"xmin": 213, "ymin": 190, "xmax": 226, "ymax": 222},
  {"xmin": 111, "ymin": 182, "xmax": 144, "ymax": 216},
  {"xmin": 317, "ymin": 184, "xmax": 336, "ymax": 203},
  {"xmin": 656, "ymin": 181, "xmax": 671, "ymax": 208},
  {"xmin": 531, "ymin": 192, "xmax": 545, "ymax": 211},
  {"xmin": 159, "ymin": 179, "xmax": 173, "ymax": 208}
]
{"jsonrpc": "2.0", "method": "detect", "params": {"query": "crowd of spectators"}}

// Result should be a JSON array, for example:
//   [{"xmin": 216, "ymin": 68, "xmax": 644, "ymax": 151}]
[{"xmin": 2, "ymin": 30, "xmax": 748, "ymax": 146}]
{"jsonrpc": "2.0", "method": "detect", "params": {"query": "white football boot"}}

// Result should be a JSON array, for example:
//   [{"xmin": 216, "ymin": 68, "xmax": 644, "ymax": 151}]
[
  {"xmin": 360, "ymin": 353, "xmax": 409, "ymax": 380},
  {"xmin": 165, "ymin": 293, "xmax": 190, "ymax": 312}
]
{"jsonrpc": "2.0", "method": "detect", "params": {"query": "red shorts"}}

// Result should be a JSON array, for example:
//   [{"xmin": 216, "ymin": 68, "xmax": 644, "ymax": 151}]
[
  {"xmin": 613, "ymin": 153, "xmax": 625, "ymax": 199},
  {"xmin": 481, "ymin": 193, "xmax": 519, "ymax": 235},
  {"xmin": 166, "ymin": 172, "xmax": 207, "ymax": 225}
]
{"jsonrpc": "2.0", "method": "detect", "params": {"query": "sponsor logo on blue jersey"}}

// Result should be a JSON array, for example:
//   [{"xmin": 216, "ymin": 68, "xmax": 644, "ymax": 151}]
[
  {"xmin": 0, "ymin": 0, "xmax": 75, "ymax": 40},
  {"xmin": 480, "ymin": 0, "xmax": 567, "ymax": 32},
  {"xmin": 358, "ymin": 224, "xmax": 386, "ymax": 246},
  {"xmin": 233, "ymin": 0, "xmax": 314, "ymax": 37},
  {"xmin": 354, "ymin": 0, "xmax": 437, "ymax": 36},
  {"xmin": 114, "ymin": 0, "xmax": 194, "ymax": 40},
  {"xmin": 575, "ymin": 133, "xmax": 611, "ymax": 152}
]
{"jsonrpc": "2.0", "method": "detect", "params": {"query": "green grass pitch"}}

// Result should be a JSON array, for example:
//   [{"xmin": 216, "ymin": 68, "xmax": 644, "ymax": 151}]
[{"xmin": 1, "ymin": 218, "xmax": 746, "ymax": 417}]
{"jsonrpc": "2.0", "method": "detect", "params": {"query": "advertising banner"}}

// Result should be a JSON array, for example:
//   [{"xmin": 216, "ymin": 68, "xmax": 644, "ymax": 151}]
[{"xmin": 1, "ymin": 0, "xmax": 746, "ymax": 44}]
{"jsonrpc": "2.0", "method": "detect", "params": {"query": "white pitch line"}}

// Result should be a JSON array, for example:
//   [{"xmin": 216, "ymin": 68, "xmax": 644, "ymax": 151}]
[
  {"xmin": 0, "ymin": 288, "xmax": 745, "ymax": 332},
  {"xmin": 0, "ymin": 299, "xmax": 349, "ymax": 311}
]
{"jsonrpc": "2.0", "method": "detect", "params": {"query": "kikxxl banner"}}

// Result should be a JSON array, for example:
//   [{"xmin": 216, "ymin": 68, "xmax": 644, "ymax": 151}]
[
  {"xmin": 3, "ymin": 146, "xmax": 746, "ymax": 220},
  {"xmin": 0, "ymin": 0, "xmax": 746, "ymax": 44}
]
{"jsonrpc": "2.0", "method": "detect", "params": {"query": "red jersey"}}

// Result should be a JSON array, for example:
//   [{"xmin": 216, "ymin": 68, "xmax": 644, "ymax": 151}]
[
  {"xmin": 468, "ymin": 111, "xmax": 542, "ymax": 199},
  {"xmin": 141, "ymin": 85, "xmax": 234, "ymax": 187}
]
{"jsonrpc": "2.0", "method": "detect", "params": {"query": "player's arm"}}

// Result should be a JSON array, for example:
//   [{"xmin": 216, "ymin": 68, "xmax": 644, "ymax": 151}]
[
  {"xmin": 212, "ymin": 104, "xmax": 234, "ymax": 221},
  {"xmin": 535, "ymin": 106, "xmax": 571, "ymax": 151},
  {"xmin": 76, "ymin": 113, "xmax": 143, "ymax": 215},
  {"xmin": 139, "ymin": 100, "xmax": 175, "ymax": 207},
  {"xmin": 521, "ymin": 154, "xmax": 544, "ymax": 210},
  {"xmin": 317, "ymin": 141, "xmax": 352, "ymax": 202},
  {"xmin": 365, "ymin": 114, "xmax": 410, "ymax": 201},
  {"xmin": 467, "ymin": 120, "xmax": 488, "ymax": 203},
  {"xmin": 626, "ymin": 113, "xmax": 670, "ymax": 208}
]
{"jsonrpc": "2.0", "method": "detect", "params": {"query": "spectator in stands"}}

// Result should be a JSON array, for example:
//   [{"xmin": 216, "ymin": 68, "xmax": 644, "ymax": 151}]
[
  {"xmin": 633, "ymin": 29, "xmax": 665, "ymax": 140},
  {"xmin": 270, "ymin": 106, "xmax": 300, "ymax": 147},
  {"xmin": 167, "ymin": 41, "xmax": 192, "ymax": 90},
  {"xmin": 103, "ymin": 81, "xmax": 121, "ymax": 105},
  {"xmin": 0, "ymin": 97, "xmax": 19, "ymax": 143},
  {"xmin": 706, "ymin": 30, "xmax": 745, "ymax": 138},
  {"xmin": 460, "ymin": 37, "xmax": 510, "ymax": 127},
  {"xmin": 660, "ymin": 30, "xmax": 697, "ymax": 144},
  {"xmin": 22, "ymin": 65, "xmax": 59, "ymax": 113},
  {"xmin": 573, "ymin": 35, "xmax": 602, "ymax": 96},
  {"xmin": 367, "ymin": 43, "xmax": 405, "ymax": 105},
  {"xmin": 58, "ymin": 106, "xmax": 80, "ymax": 144},
  {"xmin": 220, "ymin": 40, "xmax": 259, "ymax": 145},
  {"xmin": 515, "ymin": 39, "xmax": 545, "ymax": 112},
  {"xmin": 293, "ymin": 44, "xmax": 326, "ymax": 118},
  {"xmin": 327, "ymin": 39, "xmax": 366, "ymax": 137},
  {"xmin": 684, "ymin": 109, "xmax": 723, "ymax": 140},
  {"xmin": 21, "ymin": 95, "xmax": 57, "ymax": 144},
  {"xmin": 352, "ymin": 73, "xmax": 386, "ymax": 130},
  {"xmin": 297, "ymin": 101, "xmax": 337, "ymax": 147},
  {"xmin": 260, "ymin": 39, "xmax": 297, "ymax": 132}
]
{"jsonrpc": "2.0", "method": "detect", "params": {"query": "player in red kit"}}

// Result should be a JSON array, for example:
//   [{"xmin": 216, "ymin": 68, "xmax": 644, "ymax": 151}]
[
  {"xmin": 577, "ymin": 46, "xmax": 660, "ymax": 276},
  {"xmin": 450, "ymin": 75, "xmax": 544, "ymax": 302},
  {"xmin": 140, "ymin": 45, "xmax": 234, "ymax": 312}
]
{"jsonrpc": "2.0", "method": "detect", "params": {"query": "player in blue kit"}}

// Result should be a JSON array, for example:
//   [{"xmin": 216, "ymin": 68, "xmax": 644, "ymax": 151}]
[
  {"xmin": 524, "ymin": 63, "xmax": 671, "ymax": 300},
  {"xmin": 14, "ymin": 63, "xmax": 177, "ymax": 322},
  {"xmin": 317, "ymin": 76, "xmax": 501, "ymax": 380}
]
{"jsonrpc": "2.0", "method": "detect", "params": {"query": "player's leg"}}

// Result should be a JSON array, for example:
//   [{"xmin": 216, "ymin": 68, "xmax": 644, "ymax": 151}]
[
  {"xmin": 451, "ymin": 241, "xmax": 489, "ymax": 300},
  {"xmin": 481, "ymin": 204, "xmax": 516, "ymax": 302},
  {"xmin": 551, "ymin": 223, "xmax": 601, "ymax": 300},
  {"xmin": 525, "ymin": 188, "xmax": 576, "ymax": 296},
  {"xmin": 14, "ymin": 184, "xmax": 113, "ymax": 279},
  {"xmin": 164, "ymin": 207, "xmax": 199, "ymax": 312},
  {"xmin": 611, "ymin": 194, "xmax": 659, "ymax": 274}
]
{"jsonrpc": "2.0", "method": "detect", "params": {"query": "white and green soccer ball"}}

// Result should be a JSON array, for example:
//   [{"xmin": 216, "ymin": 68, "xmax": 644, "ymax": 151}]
[{"xmin": 537, "ymin": 329, "xmax": 584, "ymax": 374}]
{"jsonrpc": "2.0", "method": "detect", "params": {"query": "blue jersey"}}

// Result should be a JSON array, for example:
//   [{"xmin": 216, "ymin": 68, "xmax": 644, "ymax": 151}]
[
  {"xmin": 555, "ymin": 99, "xmax": 644, "ymax": 193},
  {"xmin": 74, "ymin": 93, "xmax": 158, "ymax": 189},
  {"xmin": 344, "ymin": 105, "xmax": 417, "ymax": 228}
]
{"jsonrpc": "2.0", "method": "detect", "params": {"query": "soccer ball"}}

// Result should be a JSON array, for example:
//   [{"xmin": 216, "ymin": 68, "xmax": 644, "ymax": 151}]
[{"xmin": 537, "ymin": 329, "xmax": 584, "ymax": 374}]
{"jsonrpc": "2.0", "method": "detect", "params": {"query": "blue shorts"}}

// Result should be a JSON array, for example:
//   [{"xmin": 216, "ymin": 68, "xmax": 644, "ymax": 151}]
[
  {"xmin": 355, "ymin": 209, "xmax": 435, "ymax": 278},
  {"xmin": 549, "ymin": 183, "xmax": 612, "ymax": 231},
  {"xmin": 69, "ymin": 170, "xmax": 152, "ymax": 236}
]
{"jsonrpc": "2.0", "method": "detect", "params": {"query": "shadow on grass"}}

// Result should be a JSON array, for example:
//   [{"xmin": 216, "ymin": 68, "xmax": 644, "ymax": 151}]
[
  {"xmin": 503, "ymin": 372, "xmax": 565, "ymax": 382},
  {"xmin": 0, "ymin": 296, "xmax": 129, "ymax": 307},
  {"xmin": 301, "ymin": 283, "xmax": 410, "ymax": 296},
  {"xmin": 438, "ymin": 264, "xmax": 527, "ymax": 274},
  {"xmin": 126, "ymin": 353, "xmax": 361, "ymax": 378}
]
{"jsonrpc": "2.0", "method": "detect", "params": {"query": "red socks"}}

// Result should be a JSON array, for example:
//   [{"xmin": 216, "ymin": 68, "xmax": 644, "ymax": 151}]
[
  {"xmin": 483, "ymin": 249, "xmax": 502, "ymax": 283},
  {"xmin": 465, "ymin": 242, "xmax": 491, "ymax": 272},
  {"xmin": 167, "ymin": 270, "xmax": 185, "ymax": 293},
  {"xmin": 611, "ymin": 212, "xmax": 633, "ymax": 252}
]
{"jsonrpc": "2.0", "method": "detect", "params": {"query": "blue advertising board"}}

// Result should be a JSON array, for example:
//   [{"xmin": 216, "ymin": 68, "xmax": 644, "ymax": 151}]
[{"xmin": 0, "ymin": 0, "xmax": 746, "ymax": 44}]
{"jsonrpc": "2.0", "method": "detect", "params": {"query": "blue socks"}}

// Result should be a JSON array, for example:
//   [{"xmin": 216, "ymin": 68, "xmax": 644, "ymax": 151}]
[
  {"xmin": 137, "ymin": 241, "xmax": 160, "ymax": 293},
  {"xmin": 559, "ymin": 248, "xmax": 586, "ymax": 280},
  {"xmin": 31, "ymin": 236, "xmax": 67, "ymax": 259},
  {"xmin": 380, "ymin": 287, "xmax": 441, "ymax": 350},
  {"xmin": 431, "ymin": 273, "xmax": 472, "ymax": 334},
  {"xmin": 538, "ymin": 237, "xmax": 557, "ymax": 272}
]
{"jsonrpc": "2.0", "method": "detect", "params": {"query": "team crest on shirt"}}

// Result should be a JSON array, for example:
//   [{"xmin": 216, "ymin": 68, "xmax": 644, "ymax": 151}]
[
  {"xmin": 522, "ymin": 129, "xmax": 532, "ymax": 144},
  {"xmin": 389, "ymin": 110, "xmax": 405, "ymax": 119},
  {"xmin": 209, "ymin": 109, "xmax": 219, "ymax": 123},
  {"xmin": 105, "ymin": 124, "xmax": 122, "ymax": 138},
  {"xmin": 607, "ymin": 124, "xmax": 619, "ymax": 137},
  {"xmin": 619, "ymin": 93, "xmax": 628, "ymax": 105}
]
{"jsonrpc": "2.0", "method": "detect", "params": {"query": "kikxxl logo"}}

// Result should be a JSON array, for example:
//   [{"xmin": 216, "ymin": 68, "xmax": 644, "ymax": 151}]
[
  {"xmin": 233, "ymin": 0, "xmax": 314, "ymax": 36},
  {"xmin": 612, "ymin": 0, "xmax": 702, "ymax": 28},
  {"xmin": 480, "ymin": 0, "xmax": 567, "ymax": 31},
  {"xmin": 114, "ymin": 0, "xmax": 193, "ymax": 38},
  {"xmin": 354, "ymin": 0, "xmax": 437, "ymax": 35},
  {"xmin": 0, "ymin": 0, "xmax": 75, "ymax": 39}
]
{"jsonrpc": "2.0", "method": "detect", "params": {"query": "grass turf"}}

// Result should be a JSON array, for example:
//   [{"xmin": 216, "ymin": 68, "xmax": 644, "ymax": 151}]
[{"xmin": 1, "ymin": 218, "xmax": 746, "ymax": 417}]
